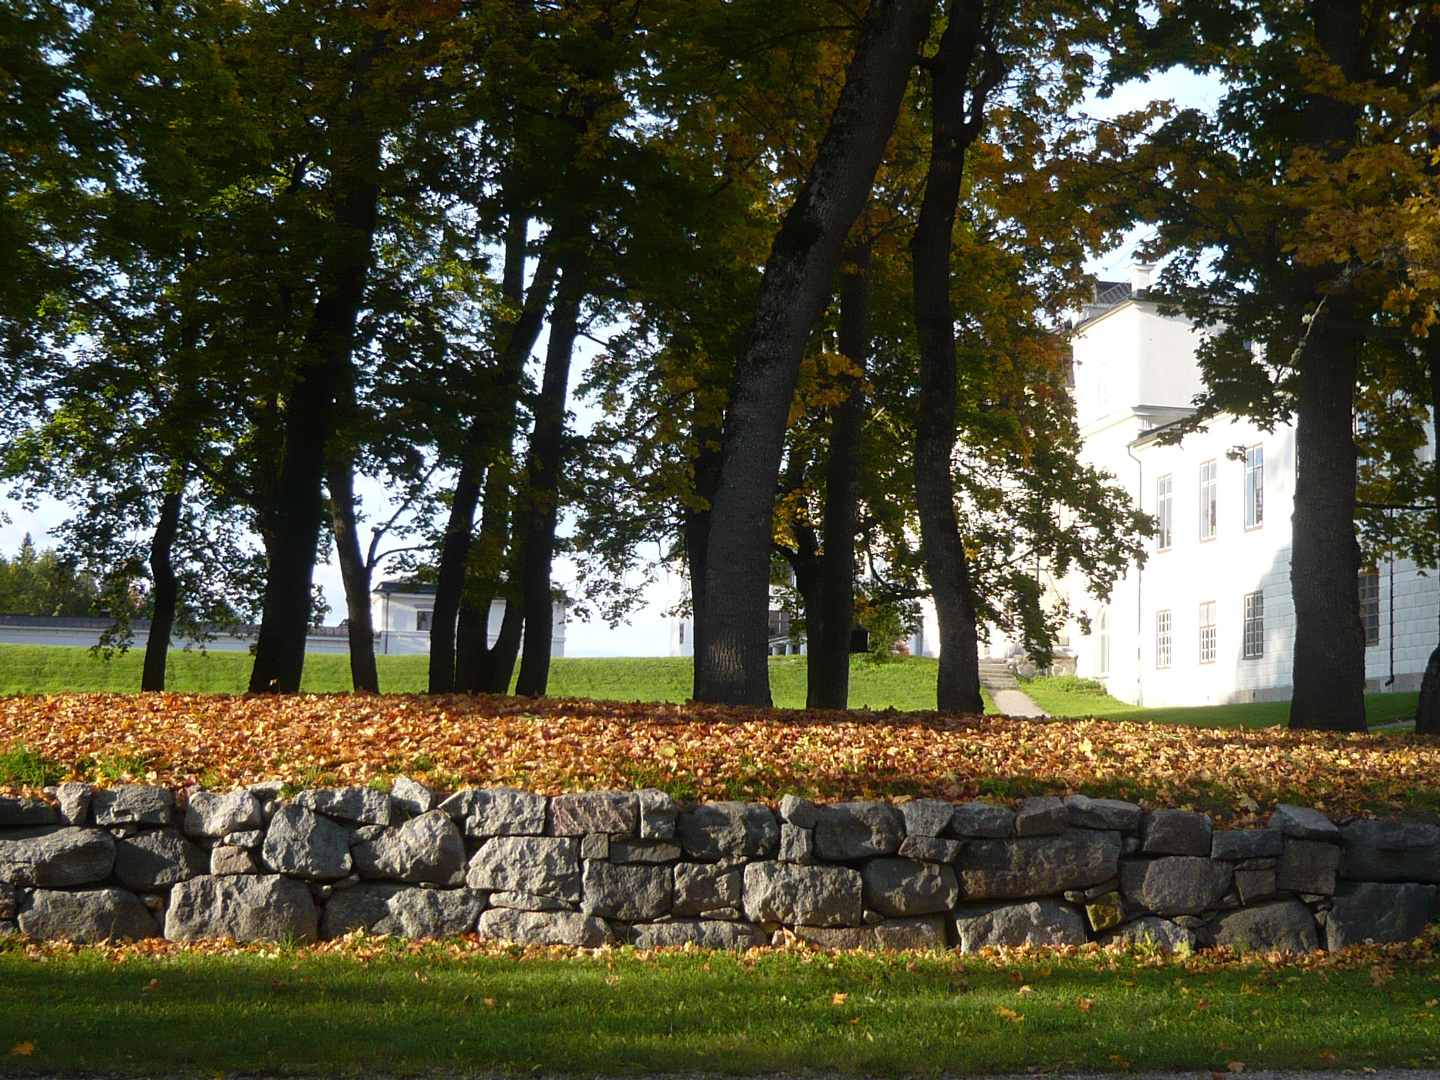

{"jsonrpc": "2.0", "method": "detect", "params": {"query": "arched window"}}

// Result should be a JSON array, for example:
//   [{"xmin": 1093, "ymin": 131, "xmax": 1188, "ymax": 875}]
[{"xmin": 1097, "ymin": 608, "xmax": 1110, "ymax": 677}]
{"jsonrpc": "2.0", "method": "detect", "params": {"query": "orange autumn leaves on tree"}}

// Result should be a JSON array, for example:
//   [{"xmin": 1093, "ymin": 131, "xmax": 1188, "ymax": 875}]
[{"xmin": 0, "ymin": 693, "xmax": 1436, "ymax": 817}]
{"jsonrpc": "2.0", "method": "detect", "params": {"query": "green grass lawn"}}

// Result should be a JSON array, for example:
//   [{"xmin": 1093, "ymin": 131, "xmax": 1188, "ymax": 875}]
[{"xmin": 0, "ymin": 941, "xmax": 1436, "ymax": 1075}]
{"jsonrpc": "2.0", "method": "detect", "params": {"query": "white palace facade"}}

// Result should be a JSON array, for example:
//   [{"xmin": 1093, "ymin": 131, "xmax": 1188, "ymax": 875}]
[{"xmin": 1065, "ymin": 266, "xmax": 1439, "ymax": 707}]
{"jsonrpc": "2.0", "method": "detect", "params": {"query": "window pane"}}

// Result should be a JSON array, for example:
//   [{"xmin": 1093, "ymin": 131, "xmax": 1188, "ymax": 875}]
[
  {"xmin": 1199, "ymin": 601, "xmax": 1216, "ymax": 664},
  {"xmin": 1156, "ymin": 475, "xmax": 1173, "ymax": 551},
  {"xmin": 1359, "ymin": 572, "xmax": 1380, "ymax": 647},
  {"xmin": 1243, "ymin": 591, "xmax": 1264, "ymax": 658},
  {"xmin": 1200, "ymin": 460, "xmax": 1217, "ymax": 540},
  {"xmin": 1245, "ymin": 446, "xmax": 1263, "ymax": 529},
  {"xmin": 1156, "ymin": 610, "xmax": 1172, "ymax": 669}
]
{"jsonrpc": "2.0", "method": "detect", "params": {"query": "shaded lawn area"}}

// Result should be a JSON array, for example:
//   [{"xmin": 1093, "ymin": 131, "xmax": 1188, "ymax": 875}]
[{"xmin": 0, "ymin": 941, "xmax": 1437, "ymax": 1075}]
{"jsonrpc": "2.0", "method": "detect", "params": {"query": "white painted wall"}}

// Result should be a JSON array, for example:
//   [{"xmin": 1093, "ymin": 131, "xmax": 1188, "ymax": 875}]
[{"xmin": 370, "ymin": 589, "xmax": 566, "ymax": 658}]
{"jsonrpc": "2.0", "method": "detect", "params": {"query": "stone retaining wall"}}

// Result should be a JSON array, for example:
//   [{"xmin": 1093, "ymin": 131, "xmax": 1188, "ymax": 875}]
[{"xmin": 1, "ymin": 784, "xmax": 1437, "ymax": 953}]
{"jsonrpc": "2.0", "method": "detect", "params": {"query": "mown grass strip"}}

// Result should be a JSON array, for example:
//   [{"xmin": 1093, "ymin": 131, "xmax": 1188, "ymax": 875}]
[{"xmin": 0, "ymin": 941, "xmax": 1437, "ymax": 1075}]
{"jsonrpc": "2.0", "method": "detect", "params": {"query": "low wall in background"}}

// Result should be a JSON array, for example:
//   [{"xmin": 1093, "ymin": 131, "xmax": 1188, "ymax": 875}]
[{"xmin": 1, "ymin": 783, "xmax": 1437, "ymax": 953}]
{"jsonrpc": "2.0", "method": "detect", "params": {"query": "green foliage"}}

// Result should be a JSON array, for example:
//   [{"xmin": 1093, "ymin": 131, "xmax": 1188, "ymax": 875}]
[
  {"xmin": 0, "ymin": 744, "xmax": 65, "ymax": 787},
  {"xmin": 0, "ymin": 535, "xmax": 97, "ymax": 617}
]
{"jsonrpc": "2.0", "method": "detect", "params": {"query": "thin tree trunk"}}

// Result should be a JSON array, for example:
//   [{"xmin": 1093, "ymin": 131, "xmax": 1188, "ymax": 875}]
[
  {"xmin": 515, "ymin": 270, "xmax": 585, "ymax": 696},
  {"xmin": 429, "ymin": 468, "xmax": 483, "ymax": 694},
  {"xmin": 1288, "ymin": 0, "xmax": 1366, "ymax": 732},
  {"xmin": 483, "ymin": 599, "xmax": 525, "ymax": 693},
  {"xmin": 808, "ymin": 244, "xmax": 872, "ymax": 709},
  {"xmin": 249, "ymin": 47, "xmax": 384, "ymax": 694},
  {"xmin": 911, "ymin": 0, "xmax": 1000, "ymax": 715},
  {"xmin": 140, "ymin": 484, "xmax": 184, "ymax": 692},
  {"xmin": 328, "ymin": 454, "xmax": 380, "ymax": 692},
  {"xmin": 685, "ymin": 416, "xmax": 724, "ymax": 687},
  {"xmin": 695, "ymin": 0, "xmax": 931, "ymax": 705},
  {"xmin": 456, "ymin": 459, "xmax": 512, "ymax": 692},
  {"xmin": 1415, "ymin": 334, "xmax": 1440, "ymax": 734}
]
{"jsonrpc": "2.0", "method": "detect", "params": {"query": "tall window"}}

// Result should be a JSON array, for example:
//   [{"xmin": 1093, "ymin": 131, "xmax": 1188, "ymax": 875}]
[
  {"xmin": 1243, "ymin": 591, "xmax": 1264, "ymax": 659},
  {"xmin": 416, "ymin": 610, "xmax": 433, "ymax": 632},
  {"xmin": 1359, "ymin": 571, "xmax": 1380, "ymax": 647},
  {"xmin": 1199, "ymin": 602, "xmax": 1216, "ymax": 664},
  {"xmin": 1200, "ymin": 459, "xmax": 1218, "ymax": 540},
  {"xmin": 1156, "ymin": 474, "xmax": 1173, "ymax": 551},
  {"xmin": 1097, "ymin": 608, "xmax": 1110, "ymax": 676},
  {"xmin": 1155, "ymin": 610, "xmax": 1172, "ymax": 669},
  {"xmin": 1244, "ymin": 445, "xmax": 1264, "ymax": 529}
]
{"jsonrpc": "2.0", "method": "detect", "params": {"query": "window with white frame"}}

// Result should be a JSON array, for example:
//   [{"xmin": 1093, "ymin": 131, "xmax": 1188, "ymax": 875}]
[
  {"xmin": 1242, "ymin": 591, "xmax": 1264, "ymax": 658},
  {"xmin": 416, "ymin": 610, "xmax": 433, "ymax": 632},
  {"xmin": 1156, "ymin": 609, "xmax": 1172, "ymax": 668},
  {"xmin": 1359, "ymin": 571, "xmax": 1380, "ymax": 647},
  {"xmin": 1244, "ymin": 445, "xmax": 1263, "ymax": 529},
  {"xmin": 1199, "ymin": 601, "xmax": 1216, "ymax": 663},
  {"xmin": 1200, "ymin": 459, "xmax": 1218, "ymax": 540},
  {"xmin": 1097, "ymin": 608, "xmax": 1110, "ymax": 676},
  {"xmin": 1156, "ymin": 474, "xmax": 1173, "ymax": 551}
]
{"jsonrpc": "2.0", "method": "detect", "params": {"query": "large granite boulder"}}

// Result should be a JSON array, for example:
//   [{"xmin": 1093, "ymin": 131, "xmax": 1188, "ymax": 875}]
[
  {"xmin": 1211, "ymin": 899, "xmax": 1318, "ymax": 954},
  {"xmin": 1324, "ymin": 882, "xmax": 1437, "ymax": 951},
  {"xmin": 320, "ymin": 883, "xmax": 485, "ymax": 939},
  {"xmin": 813, "ymin": 802, "xmax": 904, "ymax": 860},
  {"xmin": 1270, "ymin": 804, "xmax": 1339, "ymax": 842},
  {"xmin": 795, "ymin": 916, "xmax": 948, "ymax": 952},
  {"xmin": 183, "ymin": 790, "xmax": 263, "ymax": 838},
  {"xmin": 18, "ymin": 887, "xmax": 158, "ymax": 943},
  {"xmin": 677, "ymin": 803, "xmax": 778, "ymax": 862},
  {"xmin": 1140, "ymin": 810, "xmax": 1211, "ymax": 856},
  {"xmin": 948, "ymin": 899, "xmax": 1087, "ymax": 952},
  {"xmin": 352, "ymin": 810, "xmax": 465, "ymax": 884},
  {"xmin": 743, "ymin": 862, "xmax": 863, "ymax": 927},
  {"xmin": 294, "ymin": 787, "xmax": 393, "ymax": 826},
  {"xmin": 948, "ymin": 802, "xmax": 1015, "ymax": 839},
  {"xmin": 1101, "ymin": 916, "xmax": 1196, "ymax": 953},
  {"xmin": 637, "ymin": 790, "xmax": 677, "ymax": 840},
  {"xmin": 478, "ymin": 908, "xmax": 612, "ymax": 947},
  {"xmin": 466, "ymin": 836, "xmax": 581, "ymax": 903},
  {"xmin": 262, "ymin": 805, "xmax": 353, "ymax": 880},
  {"xmin": 0, "ymin": 826, "xmax": 115, "ymax": 887},
  {"xmin": 1065, "ymin": 795, "xmax": 1142, "ymax": 834},
  {"xmin": 1339, "ymin": 820, "xmax": 1440, "ymax": 884},
  {"xmin": 166, "ymin": 874, "xmax": 318, "ymax": 943},
  {"xmin": 448, "ymin": 787, "xmax": 548, "ymax": 837},
  {"xmin": 899, "ymin": 800, "xmax": 954, "ymax": 838},
  {"xmin": 0, "ymin": 795, "xmax": 58, "ymax": 826},
  {"xmin": 629, "ymin": 919, "xmax": 769, "ymax": 950},
  {"xmin": 1014, "ymin": 797, "xmax": 1068, "ymax": 837},
  {"xmin": 581, "ymin": 860, "xmax": 673, "ymax": 922},
  {"xmin": 92, "ymin": 786, "xmax": 173, "ymax": 828},
  {"xmin": 1121, "ymin": 857, "xmax": 1234, "ymax": 917},
  {"xmin": 673, "ymin": 863, "xmax": 743, "ymax": 916},
  {"xmin": 960, "ymin": 828, "xmax": 1120, "ymax": 899},
  {"xmin": 1276, "ymin": 839, "xmax": 1339, "ymax": 895},
  {"xmin": 389, "ymin": 777, "xmax": 437, "ymax": 817},
  {"xmin": 54, "ymin": 783, "xmax": 92, "ymax": 826},
  {"xmin": 1211, "ymin": 829, "xmax": 1284, "ymax": 861},
  {"xmin": 550, "ymin": 792, "xmax": 638, "ymax": 837},
  {"xmin": 860, "ymin": 858, "xmax": 959, "ymax": 917},
  {"xmin": 113, "ymin": 828, "xmax": 208, "ymax": 890}
]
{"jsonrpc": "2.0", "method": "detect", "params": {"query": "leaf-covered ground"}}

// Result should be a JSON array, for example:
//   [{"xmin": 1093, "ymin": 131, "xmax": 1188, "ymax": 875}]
[{"xmin": 1, "ymin": 692, "xmax": 1438, "ymax": 819}]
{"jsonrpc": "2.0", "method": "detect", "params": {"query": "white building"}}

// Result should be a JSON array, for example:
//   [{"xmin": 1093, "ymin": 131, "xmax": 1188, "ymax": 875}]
[
  {"xmin": 1065, "ymin": 266, "xmax": 1439, "ymax": 706},
  {"xmin": 371, "ymin": 582, "xmax": 566, "ymax": 658}
]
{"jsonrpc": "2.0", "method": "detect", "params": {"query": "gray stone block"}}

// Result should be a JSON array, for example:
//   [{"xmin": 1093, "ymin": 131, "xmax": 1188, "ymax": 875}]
[
  {"xmin": 673, "ymin": 863, "xmax": 743, "ymax": 916},
  {"xmin": 294, "ymin": 787, "xmax": 393, "ymax": 826},
  {"xmin": 1121, "ymin": 857, "xmax": 1233, "ymax": 917},
  {"xmin": 677, "ymin": 802, "xmax": 778, "ymax": 862},
  {"xmin": 183, "ymin": 790, "xmax": 263, "ymax": 838},
  {"xmin": 466, "ymin": 836, "xmax": 580, "ymax": 902},
  {"xmin": 92, "ymin": 786, "xmax": 173, "ymax": 828},
  {"xmin": 54, "ymin": 783, "xmax": 92, "ymax": 826},
  {"xmin": 0, "ymin": 826, "xmax": 115, "ymax": 887},
  {"xmin": 1276, "ymin": 838, "xmax": 1339, "ymax": 895},
  {"xmin": 630, "ymin": 919, "xmax": 768, "ymax": 950},
  {"xmin": 262, "ymin": 805, "xmax": 353, "ymax": 881},
  {"xmin": 960, "ymin": 828, "xmax": 1120, "ymax": 899},
  {"xmin": 114, "ymin": 827, "xmax": 208, "ymax": 890},
  {"xmin": 581, "ymin": 834, "xmax": 609, "ymax": 861},
  {"xmin": 18, "ymin": 887, "xmax": 158, "ymax": 943},
  {"xmin": 1270, "ymin": 804, "xmax": 1339, "ymax": 842},
  {"xmin": 1339, "ymin": 820, "xmax": 1440, "ymax": 883},
  {"xmin": 779, "ymin": 824, "xmax": 817, "ymax": 865},
  {"xmin": 222, "ymin": 829, "xmax": 264, "ymax": 849},
  {"xmin": 792, "ymin": 925, "xmax": 876, "ymax": 949},
  {"xmin": 550, "ymin": 791, "xmax": 638, "ymax": 837},
  {"xmin": 899, "ymin": 800, "xmax": 954, "ymax": 838},
  {"xmin": 948, "ymin": 898, "xmax": 1086, "ymax": 952},
  {"xmin": 581, "ymin": 860, "xmax": 673, "ymax": 922},
  {"xmin": 0, "ymin": 882, "xmax": 14, "ymax": 921},
  {"xmin": 321, "ymin": 883, "xmax": 484, "ymax": 939},
  {"xmin": 1234, "ymin": 868, "xmax": 1277, "ymax": 905},
  {"xmin": 1014, "ymin": 796, "xmax": 1068, "ymax": 836},
  {"xmin": 1211, "ymin": 829, "xmax": 1284, "ymax": 861},
  {"xmin": 1141, "ymin": 809, "xmax": 1211, "ymax": 856},
  {"xmin": 1211, "ymin": 899, "xmax": 1318, "ymax": 954},
  {"xmin": 743, "ymin": 861, "xmax": 863, "ymax": 927},
  {"xmin": 947, "ymin": 802, "xmax": 1015, "ymax": 839},
  {"xmin": 0, "ymin": 795, "xmax": 58, "ymax": 826},
  {"xmin": 898, "ymin": 836, "xmax": 962, "ymax": 863},
  {"xmin": 609, "ymin": 839, "xmax": 681, "ymax": 864},
  {"xmin": 637, "ymin": 789, "xmax": 677, "ymax": 840},
  {"xmin": 860, "ymin": 858, "xmax": 959, "ymax": 917},
  {"xmin": 389, "ymin": 777, "xmax": 437, "ymax": 817},
  {"xmin": 1065, "ymin": 795, "xmax": 1142, "ymax": 834},
  {"xmin": 485, "ymin": 891, "xmax": 572, "ymax": 912},
  {"xmin": 478, "ymin": 907, "xmax": 612, "ymax": 947},
  {"xmin": 353, "ymin": 810, "xmax": 465, "ymax": 885},
  {"xmin": 778, "ymin": 795, "xmax": 819, "ymax": 828},
  {"xmin": 1101, "ymin": 915, "xmax": 1196, "ymax": 952},
  {"xmin": 874, "ymin": 914, "xmax": 948, "ymax": 951},
  {"xmin": 166, "ymin": 874, "xmax": 318, "ymax": 943},
  {"xmin": 813, "ymin": 802, "xmax": 904, "ymax": 860},
  {"xmin": 1325, "ymin": 881, "xmax": 1437, "ymax": 951},
  {"xmin": 211, "ymin": 846, "xmax": 261, "ymax": 875}
]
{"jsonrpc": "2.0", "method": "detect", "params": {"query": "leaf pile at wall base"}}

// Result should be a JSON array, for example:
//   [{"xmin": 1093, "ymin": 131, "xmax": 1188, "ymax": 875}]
[{"xmin": 0, "ymin": 693, "xmax": 1436, "ymax": 817}]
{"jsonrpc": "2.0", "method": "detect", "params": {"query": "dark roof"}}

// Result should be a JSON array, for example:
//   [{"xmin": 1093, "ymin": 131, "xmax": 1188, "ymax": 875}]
[
  {"xmin": 374, "ymin": 581, "xmax": 437, "ymax": 596},
  {"xmin": 1131, "ymin": 412, "xmax": 1198, "ymax": 447}
]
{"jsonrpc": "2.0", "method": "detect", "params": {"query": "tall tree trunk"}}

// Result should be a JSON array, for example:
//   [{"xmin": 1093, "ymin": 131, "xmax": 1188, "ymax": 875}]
[
  {"xmin": 456, "ymin": 458, "xmax": 512, "ymax": 692},
  {"xmin": 695, "ymin": 0, "xmax": 932, "ymax": 705},
  {"xmin": 685, "ymin": 416, "xmax": 724, "ymax": 684},
  {"xmin": 515, "ymin": 270, "xmax": 585, "ymax": 696},
  {"xmin": 428, "ymin": 241, "xmax": 555, "ymax": 692},
  {"xmin": 483, "ymin": 599, "xmax": 525, "ymax": 693},
  {"xmin": 140, "ymin": 484, "xmax": 184, "ymax": 692},
  {"xmin": 1415, "ymin": 334, "xmax": 1440, "ymax": 734},
  {"xmin": 249, "ymin": 48, "xmax": 384, "ymax": 694},
  {"xmin": 1287, "ymin": 0, "xmax": 1366, "ymax": 731},
  {"xmin": 911, "ymin": 0, "xmax": 1000, "ymax": 715},
  {"xmin": 808, "ymin": 244, "xmax": 872, "ymax": 709},
  {"xmin": 328, "ymin": 454, "xmax": 380, "ymax": 693}
]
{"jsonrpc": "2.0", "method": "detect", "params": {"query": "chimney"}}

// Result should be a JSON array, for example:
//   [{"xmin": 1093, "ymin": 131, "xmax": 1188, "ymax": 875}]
[{"xmin": 1130, "ymin": 262, "xmax": 1156, "ymax": 294}]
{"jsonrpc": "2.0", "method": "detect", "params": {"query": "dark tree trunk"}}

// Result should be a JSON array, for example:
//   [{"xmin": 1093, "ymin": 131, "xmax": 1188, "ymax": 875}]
[
  {"xmin": 695, "ymin": 0, "xmax": 931, "ymax": 705},
  {"xmin": 428, "ymin": 242, "xmax": 556, "ymax": 692},
  {"xmin": 249, "ymin": 49, "xmax": 384, "ymax": 694},
  {"xmin": 515, "ymin": 270, "xmax": 585, "ymax": 696},
  {"xmin": 1287, "ymin": 0, "xmax": 1366, "ymax": 732},
  {"xmin": 456, "ymin": 461, "xmax": 512, "ymax": 692},
  {"xmin": 328, "ymin": 454, "xmax": 380, "ymax": 693},
  {"xmin": 483, "ymin": 598, "xmax": 525, "ymax": 693},
  {"xmin": 685, "ymin": 416, "xmax": 724, "ymax": 693},
  {"xmin": 910, "ymin": 0, "xmax": 1000, "ymax": 715},
  {"xmin": 140, "ymin": 485, "xmax": 184, "ymax": 692},
  {"xmin": 1415, "ymin": 335, "xmax": 1440, "ymax": 734},
  {"xmin": 808, "ymin": 244, "xmax": 872, "ymax": 709}
]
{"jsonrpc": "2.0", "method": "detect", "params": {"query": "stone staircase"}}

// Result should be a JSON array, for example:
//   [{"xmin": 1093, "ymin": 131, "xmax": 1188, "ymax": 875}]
[{"xmin": 977, "ymin": 657, "xmax": 1018, "ymax": 691}]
